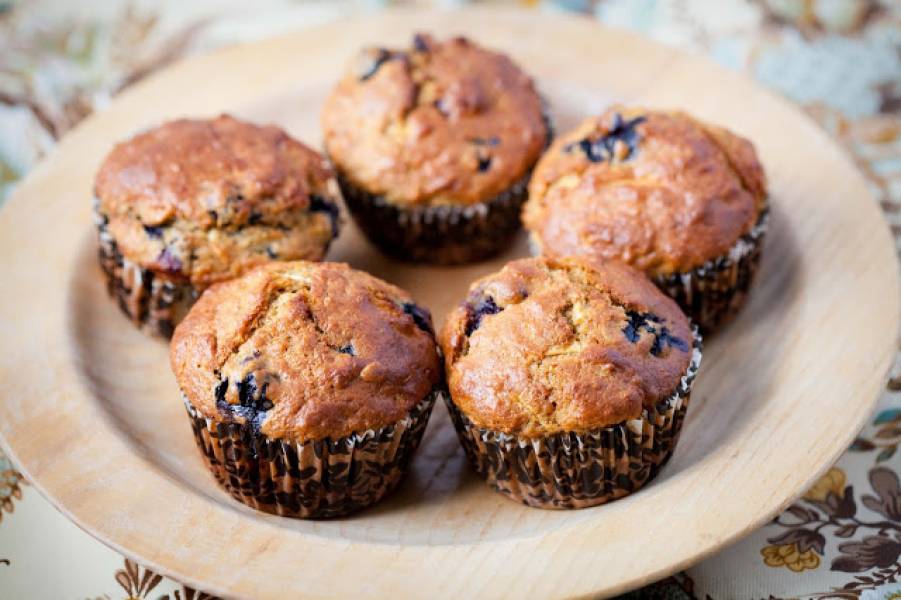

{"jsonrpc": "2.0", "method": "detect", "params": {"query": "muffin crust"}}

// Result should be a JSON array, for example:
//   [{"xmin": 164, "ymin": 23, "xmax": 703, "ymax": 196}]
[
  {"xmin": 322, "ymin": 34, "xmax": 548, "ymax": 207},
  {"xmin": 171, "ymin": 261, "xmax": 441, "ymax": 441},
  {"xmin": 524, "ymin": 107, "xmax": 767, "ymax": 276},
  {"xmin": 95, "ymin": 115, "xmax": 340, "ymax": 288},
  {"xmin": 440, "ymin": 256, "xmax": 693, "ymax": 437}
]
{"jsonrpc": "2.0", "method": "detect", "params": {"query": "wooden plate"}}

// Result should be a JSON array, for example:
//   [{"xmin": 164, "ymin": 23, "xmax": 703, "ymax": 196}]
[{"xmin": 0, "ymin": 7, "xmax": 896, "ymax": 599}]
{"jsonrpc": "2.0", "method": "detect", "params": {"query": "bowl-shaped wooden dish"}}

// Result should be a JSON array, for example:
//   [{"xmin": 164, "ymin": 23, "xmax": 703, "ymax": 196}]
[{"xmin": 0, "ymin": 8, "xmax": 896, "ymax": 599}]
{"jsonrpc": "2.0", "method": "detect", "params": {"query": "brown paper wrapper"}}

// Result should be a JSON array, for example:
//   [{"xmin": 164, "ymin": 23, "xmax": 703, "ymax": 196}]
[
  {"xmin": 334, "ymin": 112, "xmax": 553, "ymax": 265},
  {"xmin": 338, "ymin": 171, "xmax": 529, "ymax": 265},
  {"xmin": 446, "ymin": 329, "xmax": 702, "ymax": 509},
  {"xmin": 184, "ymin": 387, "xmax": 441, "ymax": 519},
  {"xmin": 94, "ymin": 205, "xmax": 195, "ymax": 338},
  {"xmin": 654, "ymin": 209, "xmax": 769, "ymax": 332}
]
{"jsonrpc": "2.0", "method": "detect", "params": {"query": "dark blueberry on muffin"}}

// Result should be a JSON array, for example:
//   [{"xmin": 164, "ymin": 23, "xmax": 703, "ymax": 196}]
[
  {"xmin": 170, "ymin": 261, "xmax": 443, "ymax": 519},
  {"xmin": 322, "ymin": 33, "xmax": 551, "ymax": 264},
  {"xmin": 93, "ymin": 114, "xmax": 342, "ymax": 337},
  {"xmin": 523, "ymin": 106, "xmax": 769, "ymax": 332},
  {"xmin": 440, "ymin": 256, "xmax": 701, "ymax": 509}
]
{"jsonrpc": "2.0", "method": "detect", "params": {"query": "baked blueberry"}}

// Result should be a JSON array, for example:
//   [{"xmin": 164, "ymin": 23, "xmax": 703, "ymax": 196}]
[
  {"xmin": 401, "ymin": 301, "xmax": 434, "ymax": 335},
  {"xmin": 464, "ymin": 295, "xmax": 502, "ymax": 336}
]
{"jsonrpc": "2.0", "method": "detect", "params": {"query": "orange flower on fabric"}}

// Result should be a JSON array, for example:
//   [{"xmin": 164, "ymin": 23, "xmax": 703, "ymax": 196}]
[
  {"xmin": 761, "ymin": 542, "xmax": 821, "ymax": 572},
  {"xmin": 804, "ymin": 467, "xmax": 847, "ymax": 502}
]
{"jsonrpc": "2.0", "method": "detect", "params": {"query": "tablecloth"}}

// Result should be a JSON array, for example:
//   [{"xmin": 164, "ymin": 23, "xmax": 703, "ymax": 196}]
[{"xmin": 0, "ymin": 1, "xmax": 898, "ymax": 598}]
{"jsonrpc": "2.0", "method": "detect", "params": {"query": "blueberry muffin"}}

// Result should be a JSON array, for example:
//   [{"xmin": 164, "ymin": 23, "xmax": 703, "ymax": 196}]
[
  {"xmin": 170, "ymin": 261, "xmax": 442, "ymax": 518},
  {"xmin": 440, "ymin": 256, "xmax": 701, "ymax": 509},
  {"xmin": 322, "ymin": 33, "xmax": 550, "ymax": 264},
  {"xmin": 523, "ymin": 107, "xmax": 768, "ymax": 331},
  {"xmin": 94, "ymin": 115, "xmax": 341, "ymax": 337}
]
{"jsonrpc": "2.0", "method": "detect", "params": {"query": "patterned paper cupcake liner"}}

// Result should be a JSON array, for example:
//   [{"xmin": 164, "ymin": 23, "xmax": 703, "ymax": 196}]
[
  {"xmin": 654, "ymin": 208, "xmax": 769, "ymax": 333},
  {"xmin": 184, "ymin": 387, "xmax": 442, "ymax": 519},
  {"xmin": 446, "ymin": 329, "xmax": 702, "ymax": 509},
  {"xmin": 334, "ymin": 112, "xmax": 554, "ymax": 265},
  {"xmin": 94, "ymin": 205, "xmax": 195, "ymax": 338},
  {"xmin": 337, "ymin": 170, "xmax": 528, "ymax": 264}
]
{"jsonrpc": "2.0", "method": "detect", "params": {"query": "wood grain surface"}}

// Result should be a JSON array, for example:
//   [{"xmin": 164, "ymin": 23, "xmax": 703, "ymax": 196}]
[{"xmin": 0, "ymin": 7, "xmax": 897, "ymax": 599}]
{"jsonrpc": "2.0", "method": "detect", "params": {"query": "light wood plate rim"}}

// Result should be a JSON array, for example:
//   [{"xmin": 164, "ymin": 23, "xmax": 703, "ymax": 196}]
[{"xmin": 0, "ymin": 7, "xmax": 897, "ymax": 599}]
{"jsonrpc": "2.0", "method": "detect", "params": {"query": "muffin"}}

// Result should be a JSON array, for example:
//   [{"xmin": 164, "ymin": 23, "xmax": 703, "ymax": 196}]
[
  {"xmin": 440, "ymin": 256, "xmax": 701, "ymax": 509},
  {"xmin": 94, "ymin": 115, "xmax": 341, "ymax": 337},
  {"xmin": 322, "ymin": 33, "xmax": 551, "ymax": 264},
  {"xmin": 170, "ymin": 261, "xmax": 442, "ymax": 518},
  {"xmin": 523, "ymin": 107, "xmax": 768, "ymax": 332}
]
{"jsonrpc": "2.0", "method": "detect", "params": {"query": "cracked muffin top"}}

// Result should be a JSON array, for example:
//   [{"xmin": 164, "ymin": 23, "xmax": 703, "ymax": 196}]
[
  {"xmin": 440, "ymin": 256, "xmax": 694, "ymax": 437},
  {"xmin": 95, "ymin": 115, "xmax": 340, "ymax": 288},
  {"xmin": 170, "ymin": 261, "xmax": 442, "ymax": 441},
  {"xmin": 321, "ymin": 33, "xmax": 549, "ymax": 207},
  {"xmin": 523, "ymin": 107, "xmax": 768, "ymax": 277}
]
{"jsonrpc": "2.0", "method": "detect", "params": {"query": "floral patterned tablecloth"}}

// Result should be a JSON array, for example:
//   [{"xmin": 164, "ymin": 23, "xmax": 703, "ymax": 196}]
[{"xmin": 0, "ymin": 1, "xmax": 899, "ymax": 598}]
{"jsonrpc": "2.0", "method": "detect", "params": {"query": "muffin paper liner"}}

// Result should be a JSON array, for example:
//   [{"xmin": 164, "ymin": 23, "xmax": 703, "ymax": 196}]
[
  {"xmin": 445, "ymin": 329, "xmax": 702, "ymax": 509},
  {"xmin": 334, "ymin": 112, "xmax": 554, "ymax": 265},
  {"xmin": 184, "ymin": 387, "xmax": 441, "ymax": 519},
  {"xmin": 654, "ymin": 208, "xmax": 769, "ymax": 333},
  {"xmin": 338, "ymin": 171, "xmax": 530, "ymax": 264},
  {"xmin": 94, "ymin": 205, "xmax": 195, "ymax": 338},
  {"xmin": 95, "ymin": 202, "xmax": 341, "ymax": 338}
]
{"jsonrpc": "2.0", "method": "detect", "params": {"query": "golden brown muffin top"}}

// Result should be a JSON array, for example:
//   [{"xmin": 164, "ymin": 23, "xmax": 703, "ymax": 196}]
[
  {"xmin": 440, "ymin": 256, "xmax": 695, "ymax": 437},
  {"xmin": 95, "ymin": 115, "xmax": 340, "ymax": 288},
  {"xmin": 524, "ymin": 107, "xmax": 768, "ymax": 276},
  {"xmin": 170, "ymin": 261, "xmax": 442, "ymax": 441},
  {"xmin": 321, "ymin": 33, "xmax": 549, "ymax": 207}
]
